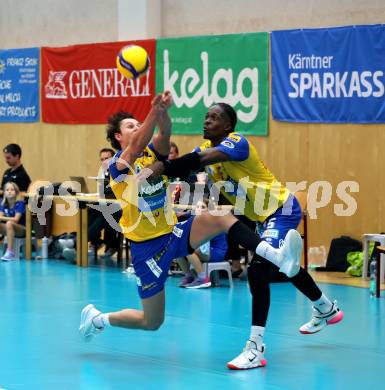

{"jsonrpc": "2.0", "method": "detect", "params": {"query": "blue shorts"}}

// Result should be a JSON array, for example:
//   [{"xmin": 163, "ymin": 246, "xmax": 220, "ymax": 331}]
[
  {"xmin": 256, "ymin": 194, "xmax": 302, "ymax": 249},
  {"xmin": 130, "ymin": 217, "xmax": 195, "ymax": 299}
]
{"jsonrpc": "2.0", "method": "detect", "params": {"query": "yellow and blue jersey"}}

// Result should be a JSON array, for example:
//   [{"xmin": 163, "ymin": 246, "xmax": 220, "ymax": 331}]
[
  {"xmin": 109, "ymin": 144, "xmax": 177, "ymax": 242},
  {"xmin": 0, "ymin": 200, "xmax": 26, "ymax": 226},
  {"xmin": 196, "ymin": 132, "xmax": 290, "ymax": 222}
]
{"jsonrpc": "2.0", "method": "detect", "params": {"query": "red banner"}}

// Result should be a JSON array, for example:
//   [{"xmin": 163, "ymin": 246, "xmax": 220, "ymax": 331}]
[{"xmin": 41, "ymin": 39, "xmax": 156, "ymax": 124}]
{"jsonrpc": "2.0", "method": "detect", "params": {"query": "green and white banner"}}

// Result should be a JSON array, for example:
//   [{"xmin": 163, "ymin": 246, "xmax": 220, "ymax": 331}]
[{"xmin": 156, "ymin": 32, "xmax": 269, "ymax": 136}]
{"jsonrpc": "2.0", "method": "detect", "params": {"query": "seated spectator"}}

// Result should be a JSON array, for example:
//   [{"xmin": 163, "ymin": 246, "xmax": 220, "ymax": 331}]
[
  {"xmin": 88, "ymin": 148, "xmax": 121, "ymax": 258},
  {"xmin": 1, "ymin": 144, "xmax": 31, "ymax": 194},
  {"xmin": 97, "ymin": 148, "xmax": 116, "ymax": 198},
  {"xmin": 0, "ymin": 182, "xmax": 26, "ymax": 261},
  {"xmin": 177, "ymin": 199, "xmax": 228, "ymax": 288}
]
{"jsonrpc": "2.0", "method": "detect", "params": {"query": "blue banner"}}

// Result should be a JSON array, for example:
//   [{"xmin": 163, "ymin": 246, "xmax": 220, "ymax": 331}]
[
  {"xmin": 0, "ymin": 48, "xmax": 39, "ymax": 122},
  {"xmin": 271, "ymin": 25, "xmax": 385, "ymax": 123}
]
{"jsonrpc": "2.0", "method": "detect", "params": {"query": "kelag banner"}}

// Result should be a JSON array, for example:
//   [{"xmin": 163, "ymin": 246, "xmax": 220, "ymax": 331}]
[
  {"xmin": 0, "ymin": 48, "xmax": 39, "ymax": 122},
  {"xmin": 41, "ymin": 40, "xmax": 155, "ymax": 124},
  {"xmin": 156, "ymin": 33, "xmax": 269, "ymax": 135},
  {"xmin": 271, "ymin": 25, "xmax": 385, "ymax": 123}
]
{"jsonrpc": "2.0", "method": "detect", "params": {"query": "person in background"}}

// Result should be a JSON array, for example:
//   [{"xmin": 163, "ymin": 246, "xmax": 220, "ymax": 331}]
[
  {"xmin": 98, "ymin": 148, "xmax": 116, "ymax": 188},
  {"xmin": 1, "ymin": 144, "xmax": 31, "ymax": 194},
  {"xmin": 88, "ymin": 148, "xmax": 121, "ymax": 258},
  {"xmin": 168, "ymin": 142, "xmax": 182, "ymax": 203},
  {"xmin": 0, "ymin": 182, "xmax": 26, "ymax": 261}
]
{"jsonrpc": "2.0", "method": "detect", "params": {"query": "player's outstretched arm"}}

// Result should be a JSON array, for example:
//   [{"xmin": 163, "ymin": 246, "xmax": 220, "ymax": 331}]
[
  {"xmin": 152, "ymin": 91, "xmax": 173, "ymax": 157},
  {"xmin": 136, "ymin": 147, "xmax": 229, "ymax": 181},
  {"xmin": 117, "ymin": 93, "xmax": 169, "ymax": 169}
]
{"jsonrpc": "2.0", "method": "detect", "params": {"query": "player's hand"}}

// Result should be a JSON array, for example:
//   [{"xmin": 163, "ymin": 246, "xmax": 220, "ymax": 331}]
[
  {"xmin": 161, "ymin": 91, "xmax": 173, "ymax": 109},
  {"xmin": 151, "ymin": 93, "xmax": 163, "ymax": 111},
  {"xmin": 151, "ymin": 91, "xmax": 172, "ymax": 113}
]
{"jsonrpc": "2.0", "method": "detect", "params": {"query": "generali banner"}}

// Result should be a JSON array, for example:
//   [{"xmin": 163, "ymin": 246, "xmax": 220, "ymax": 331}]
[
  {"xmin": 156, "ymin": 33, "xmax": 269, "ymax": 136},
  {"xmin": 41, "ymin": 40, "xmax": 156, "ymax": 124}
]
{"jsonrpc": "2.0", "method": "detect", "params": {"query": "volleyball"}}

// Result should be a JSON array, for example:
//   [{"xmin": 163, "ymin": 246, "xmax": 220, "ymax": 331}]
[{"xmin": 116, "ymin": 45, "xmax": 150, "ymax": 79}]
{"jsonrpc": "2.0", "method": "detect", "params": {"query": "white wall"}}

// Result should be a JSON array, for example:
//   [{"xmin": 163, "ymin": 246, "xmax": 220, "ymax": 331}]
[
  {"xmin": 162, "ymin": 0, "xmax": 385, "ymax": 37},
  {"xmin": 0, "ymin": 0, "xmax": 162, "ymax": 49},
  {"xmin": 0, "ymin": 0, "xmax": 118, "ymax": 48},
  {"xmin": 118, "ymin": 0, "xmax": 161, "ymax": 40},
  {"xmin": 1, "ymin": 0, "xmax": 385, "ymax": 49}
]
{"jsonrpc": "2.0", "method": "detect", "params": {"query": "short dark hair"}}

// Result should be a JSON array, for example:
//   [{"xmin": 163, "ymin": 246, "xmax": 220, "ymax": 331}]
[
  {"xmin": 170, "ymin": 141, "xmax": 179, "ymax": 154},
  {"xmin": 215, "ymin": 103, "xmax": 237, "ymax": 132},
  {"xmin": 106, "ymin": 111, "xmax": 135, "ymax": 150},
  {"xmin": 99, "ymin": 148, "xmax": 115, "ymax": 157},
  {"xmin": 3, "ymin": 143, "xmax": 22, "ymax": 157}
]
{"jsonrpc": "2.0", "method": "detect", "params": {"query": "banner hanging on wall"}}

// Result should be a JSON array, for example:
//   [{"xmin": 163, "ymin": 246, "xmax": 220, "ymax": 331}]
[
  {"xmin": 271, "ymin": 24, "xmax": 385, "ymax": 123},
  {"xmin": 0, "ymin": 47, "xmax": 39, "ymax": 122},
  {"xmin": 156, "ymin": 33, "xmax": 269, "ymax": 136},
  {"xmin": 41, "ymin": 40, "xmax": 155, "ymax": 124}
]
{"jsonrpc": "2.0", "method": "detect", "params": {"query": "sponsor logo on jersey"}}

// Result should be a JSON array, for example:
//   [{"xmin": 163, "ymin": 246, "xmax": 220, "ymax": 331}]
[
  {"xmin": 146, "ymin": 258, "xmax": 163, "ymax": 278},
  {"xmin": 142, "ymin": 282, "xmax": 158, "ymax": 291},
  {"xmin": 173, "ymin": 226, "xmax": 183, "ymax": 238},
  {"xmin": 262, "ymin": 229, "xmax": 279, "ymax": 239},
  {"xmin": 221, "ymin": 140, "xmax": 235, "ymax": 149}
]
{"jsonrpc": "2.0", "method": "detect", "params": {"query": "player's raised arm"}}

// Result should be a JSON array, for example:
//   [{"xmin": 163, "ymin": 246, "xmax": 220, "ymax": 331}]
[
  {"xmin": 152, "ymin": 91, "xmax": 173, "ymax": 157},
  {"xmin": 115, "ymin": 93, "xmax": 169, "ymax": 170},
  {"xmin": 136, "ymin": 140, "xmax": 242, "ymax": 181}
]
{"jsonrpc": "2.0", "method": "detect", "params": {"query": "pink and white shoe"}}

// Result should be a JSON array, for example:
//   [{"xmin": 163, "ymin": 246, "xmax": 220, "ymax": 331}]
[
  {"xmin": 179, "ymin": 272, "xmax": 195, "ymax": 287},
  {"xmin": 299, "ymin": 300, "xmax": 344, "ymax": 334},
  {"xmin": 185, "ymin": 276, "xmax": 211, "ymax": 289},
  {"xmin": 227, "ymin": 340, "xmax": 267, "ymax": 370}
]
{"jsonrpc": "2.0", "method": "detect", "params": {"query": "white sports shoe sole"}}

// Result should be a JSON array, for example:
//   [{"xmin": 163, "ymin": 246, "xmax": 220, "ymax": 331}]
[
  {"xmin": 227, "ymin": 343, "xmax": 267, "ymax": 370},
  {"xmin": 227, "ymin": 357, "xmax": 267, "ymax": 370},
  {"xmin": 185, "ymin": 281, "xmax": 212, "ymax": 289},
  {"xmin": 279, "ymin": 229, "xmax": 302, "ymax": 278}
]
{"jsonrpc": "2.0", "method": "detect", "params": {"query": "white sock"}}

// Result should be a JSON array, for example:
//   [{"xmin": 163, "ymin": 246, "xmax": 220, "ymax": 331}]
[
  {"xmin": 255, "ymin": 241, "xmax": 280, "ymax": 267},
  {"xmin": 249, "ymin": 326, "xmax": 265, "ymax": 348},
  {"xmin": 313, "ymin": 294, "xmax": 333, "ymax": 313},
  {"xmin": 92, "ymin": 313, "xmax": 111, "ymax": 329},
  {"xmin": 198, "ymin": 271, "xmax": 206, "ymax": 279}
]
